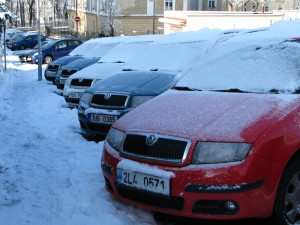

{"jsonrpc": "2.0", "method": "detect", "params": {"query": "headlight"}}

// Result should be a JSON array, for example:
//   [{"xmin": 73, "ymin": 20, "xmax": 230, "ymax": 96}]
[
  {"xmin": 33, "ymin": 52, "xmax": 38, "ymax": 57},
  {"xmin": 192, "ymin": 142, "xmax": 252, "ymax": 164},
  {"xmin": 80, "ymin": 93, "xmax": 93, "ymax": 105},
  {"xmin": 130, "ymin": 96, "xmax": 155, "ymax": 108},
  {"xmin": 106, "ymin": 128, "xmax": 125, "ymax": 152},
  {"xmin": 94, "ymin": 79, "xmax": 102, "ymax": 84},
  {"xmin": 65, "ymin": 78, "xmax": 72, "ymax": 86}
]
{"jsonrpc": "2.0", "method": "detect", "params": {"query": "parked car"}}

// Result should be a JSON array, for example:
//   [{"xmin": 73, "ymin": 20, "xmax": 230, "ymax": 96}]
[
  {"xmin": 29, "ymin": 39, "xmax": 83, "ymax": 64},
  {"xmin": 78, "ymin": 71, "xmax": 177, "ymax": 136},
  {"xmin": 55, "ymin": 36, "xmax": 128, "ymax": 90},
  {"xmin": 7, "ymin": 33, "xmax": 46, "ymax": 51},
  {"xmin": 100, "ymin": 28, "xmax": 300, "ymax": 224},
  {"xmin": 63, "ymin": 34, "xmax": 162, "ymax": 108},
  {"xmin": 18, "ymin": 41, "xmax": 49, "ymax": 63},
  {"xmin": 44, "ymin": 38, "xmax": 115, "ymax": 83},
  {"xmin": 4, "ymin": 29, "xmax": 24, "ymax": 43}
]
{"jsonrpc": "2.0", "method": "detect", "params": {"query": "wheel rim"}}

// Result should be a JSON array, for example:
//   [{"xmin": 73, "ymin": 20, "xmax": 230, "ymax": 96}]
[
  {"xmin": 44, "ymin": 57, "xmax": 52, "ymax": 64},
  {"xmin": 285, "ymin": 171, "xmax": 300, "ymax": 224}
]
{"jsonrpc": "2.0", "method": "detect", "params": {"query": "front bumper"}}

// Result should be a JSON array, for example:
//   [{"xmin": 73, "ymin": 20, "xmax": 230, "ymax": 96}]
[
  {"xmin": 44, "ymin": 69, "xmax": 58, "ymax": 82},
  {"xmin": 56, "ymin": 77, "xmax": 67, "ymax": 90},
  {"xmin": 64, "ymin": 89, "xmax": 85, "ymax": 108},
  {"xmin": 101, "ymin": 141, "xmax": 283, "ymax": 220},
  {"xmin": 19, "ymin": 55, "xmax": 26, "ymax": 63}
]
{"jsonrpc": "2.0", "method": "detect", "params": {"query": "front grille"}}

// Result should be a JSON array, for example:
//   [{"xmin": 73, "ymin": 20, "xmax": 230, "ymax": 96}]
[
  {"xmin": 68, "ymin": 98, "xmax": 80, "ymax": 104},
  {"xmin": 91, "ymin": 94, "xmax": 128, "ymax": 107},
  {"xmin": 48, "ymin": 65, "xmax": 60, "ymax": 70},
  {"xmin": 118, "ymin": 186, "xmax": 184, "ymax": 211},
  {"xmin": 71, "ymin": 79, "xmax": 93, "ymax": 87},
  {"xmin": 65, "ymin": 97, "xmax": 80, "ymax": 104},
  {"xmin": 61, "ymin": 70, "xmax": 77, "ymax": 76},
  {"xmin": 86, "ymin": 122, "xmax": 111, "ymax": 134},
  {"xmin": 122, "ymin": 134, "xmax": 188, "ymax": 163}
]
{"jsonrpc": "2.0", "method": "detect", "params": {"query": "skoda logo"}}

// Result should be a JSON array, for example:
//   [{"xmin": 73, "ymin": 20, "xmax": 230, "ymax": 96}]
[
  {"xmin": 79, "ymin": 78, "xmax": 84, "ymax": 83},
  {"xmin": 146, "ymin": 135, "xmax": 158, "ymax": 146},
  {"xmin": 104, "ymin": 93, "xmax": 112, "ymax": 100}
]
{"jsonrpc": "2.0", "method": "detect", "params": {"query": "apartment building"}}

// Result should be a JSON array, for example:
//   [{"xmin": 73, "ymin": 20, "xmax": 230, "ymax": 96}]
[{"xmin": 67, "ymin": 0, "xmax": 227, "ymax": 37}]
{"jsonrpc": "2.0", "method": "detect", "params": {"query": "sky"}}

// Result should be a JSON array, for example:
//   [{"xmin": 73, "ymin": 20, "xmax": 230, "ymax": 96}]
[{"xmin": 0, "ymin": 19, "xmax": 300, "ymax": 225}]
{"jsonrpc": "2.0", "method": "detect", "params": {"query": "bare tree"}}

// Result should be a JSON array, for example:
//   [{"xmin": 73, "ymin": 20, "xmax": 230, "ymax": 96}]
[
  {"xmin": 228, "ymin": 0, "xmax": 268, "ymax": 11},
  {"xmin": 228, "ymin": 0, "xmax": 249, "ymax": 11},
  {"xmin": 27, "ymin": 0, "xmax": 34, "ymax": 26},
  {"xmin": 99, "ymin": 0, "xmax": 121, "ymax": 37}
]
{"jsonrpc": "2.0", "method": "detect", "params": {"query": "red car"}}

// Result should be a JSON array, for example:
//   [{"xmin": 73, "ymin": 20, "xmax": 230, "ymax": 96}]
[{"xmin": 101, "ymin": 35, "xmax": 300, "ymax": 224}]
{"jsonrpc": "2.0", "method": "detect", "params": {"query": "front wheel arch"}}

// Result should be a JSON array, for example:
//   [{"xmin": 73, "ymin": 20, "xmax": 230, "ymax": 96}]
[{"xmin": 272, "ymin": 150, "xmax": 300, "ymax": 225}]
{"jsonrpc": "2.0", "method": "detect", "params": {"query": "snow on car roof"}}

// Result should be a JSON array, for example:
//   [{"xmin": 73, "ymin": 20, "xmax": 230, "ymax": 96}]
[
  {"xmin": 69, "ymin": 37, "xmax": 127, "ymax": 57},
  {"xmin": 123, "ymin": 28, "xmax": 226, "ymax": 73},
  {"xmin": 176, "ymin": 20, "xmax": 300, "ymax": 93},
  {"xmin": 83, "ymin": 36, "xmax": 130, "ymax": 58},
  {"xmin": 99, "ymin": 34, "xmax": 162, "ymax": 63}
]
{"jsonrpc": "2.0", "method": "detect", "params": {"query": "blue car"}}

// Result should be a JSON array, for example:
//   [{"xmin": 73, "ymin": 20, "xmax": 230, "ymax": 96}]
[
  {"xmin": 8, "ymin": 33, "xmax": 46, "ymax": 51},
  {"xmin": 30, "ymin": 39, "xmax": 83, "ymax": 64}
]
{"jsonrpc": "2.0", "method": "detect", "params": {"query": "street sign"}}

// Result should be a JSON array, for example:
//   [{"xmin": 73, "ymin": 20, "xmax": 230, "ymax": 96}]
[{"xmin": 75, "ymin": 16, "xmax": 80, "ymax": 23}]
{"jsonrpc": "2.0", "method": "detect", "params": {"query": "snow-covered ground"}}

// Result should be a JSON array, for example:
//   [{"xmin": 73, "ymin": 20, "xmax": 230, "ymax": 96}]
[{"xmin": 0, "ymin": 54, "xmax": 157, "ymax": 225}]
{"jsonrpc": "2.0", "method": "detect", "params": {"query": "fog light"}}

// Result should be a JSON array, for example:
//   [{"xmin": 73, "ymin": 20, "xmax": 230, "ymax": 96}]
[{"xmin": 224, "ymin": 200, "xmax": 238, "ymax": 211}]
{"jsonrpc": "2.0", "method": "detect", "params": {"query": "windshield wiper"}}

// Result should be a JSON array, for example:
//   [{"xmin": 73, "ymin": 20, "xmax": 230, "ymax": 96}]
[
  {"xmin": 293, "ymin": 88, "xmax": 300, "ymax": 94},
  {"xmin": 213, "ymin": 88, "xmax": 246, "ymax": 93},
  {"xmin": 174, "ymin": 86, "xmax": 202, "ymax": 91}
]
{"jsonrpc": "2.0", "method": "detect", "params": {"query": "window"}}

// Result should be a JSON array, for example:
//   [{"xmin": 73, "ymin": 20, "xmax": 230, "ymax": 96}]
[
  {"xmin": 92, "ymin": 0, "xmax": 96, "ymax": 10},
  {"xmin": 165, "ymin": 0, "xmax": 174, "ymax": 10},
  {"xmin": 68, "ymin": 40, "xmax": 80, "ymax": 47},
  {"xmin": 208, "ymin": 0, "xmax": 216, "ymax": 8},
  {"xmin": 265, "ymin": 6, "xmax": 269, "ymax": 11},
  {"xmin": 56, "ymin": 41, "xmax": 67, "ymax": 49},
  {"xmin": 100, "ymin": 0, "xmax": 106, "ymax": 11},
  {"xmin": 87, "ymin": 0, "xmax": 91, "ymax": 11}
]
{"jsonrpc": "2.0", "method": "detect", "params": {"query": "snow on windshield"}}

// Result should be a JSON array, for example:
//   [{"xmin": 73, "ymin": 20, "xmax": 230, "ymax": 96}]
[
  {"xmin": 123, "ymin": 28, "xmax": 225, "ymax": 73},
  {"xmin": 83, "ymin": 36, "xmax": 129, "ymax": 58},
  {"xmin": 99, "ymin": 34, "xmax": 162, "ymax": 63},
  {"xmin": 177, "ymin": 22, "xmax": 300, "ymax": 93}
]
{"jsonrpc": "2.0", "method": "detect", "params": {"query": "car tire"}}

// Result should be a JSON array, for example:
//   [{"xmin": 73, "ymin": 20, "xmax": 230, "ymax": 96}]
[
  {"xmin": 43, "ymin": 55, "xmax": 53, "ymax": 64},
  {"xmin": 272, "ymin": 157, "xmax": 300, "ymax": 225},
  {"xmin": 20, "ymin": 45, "xmax": 25, "ymax": 50}
]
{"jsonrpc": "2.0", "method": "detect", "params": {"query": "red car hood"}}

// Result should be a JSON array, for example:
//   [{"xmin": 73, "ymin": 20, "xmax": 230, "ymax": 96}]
[{"xmin": 115, "ymin": 90, "xmax": 298, "ymax": 143}]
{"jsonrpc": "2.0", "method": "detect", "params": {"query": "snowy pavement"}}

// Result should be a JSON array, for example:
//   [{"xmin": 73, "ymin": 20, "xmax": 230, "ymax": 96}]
[{"xmin": 0, "ymin": 54, "xmax": 156, "ymax": 225}]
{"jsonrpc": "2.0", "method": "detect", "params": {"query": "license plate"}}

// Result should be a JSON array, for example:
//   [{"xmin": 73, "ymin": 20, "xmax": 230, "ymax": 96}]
[
  {"xmin": 69, "ymin": 92, "xmax": 83, "ymax": 99},
  {"xmin": 46, "ymin": 71, "xmax": 57, "ymax": 77},
  {"xmin": 88, "ymin": 114, "xmax": 117, "ymax": 125},
  {"xmin": 117, "ymin": 169, "xmax": 170, "ymax": 196}
]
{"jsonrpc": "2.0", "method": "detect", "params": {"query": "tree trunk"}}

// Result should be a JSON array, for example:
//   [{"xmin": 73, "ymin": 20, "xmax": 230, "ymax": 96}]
[{"xmin": 28, "ymin": 0, "xmax": 35, "ymax": 27}]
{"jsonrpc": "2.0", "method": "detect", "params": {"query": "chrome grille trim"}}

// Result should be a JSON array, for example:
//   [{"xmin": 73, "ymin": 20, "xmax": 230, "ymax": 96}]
[
  {"xmin": 121, "ymin": 132, "xmax": 191, "ymax": 164},
  {"xmin": 48, "ymin": 65, "xmax": 60, "ymax": 70},
  {"xmin": 61, "ymin": 70, "xmax": 78, "ymax": 76},
  {"xmin": 90, "ymin": 92, "xmax": 129, "ymax": 108},
  {"xmin": 70, "ymin": 78, "xmax": 93, "ymax": 87}
]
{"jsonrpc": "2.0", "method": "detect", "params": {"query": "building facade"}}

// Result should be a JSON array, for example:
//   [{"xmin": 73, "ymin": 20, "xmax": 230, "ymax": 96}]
[{"xmin": 67, "ymin": 0, "xmax": 228, "ymax": 38}]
